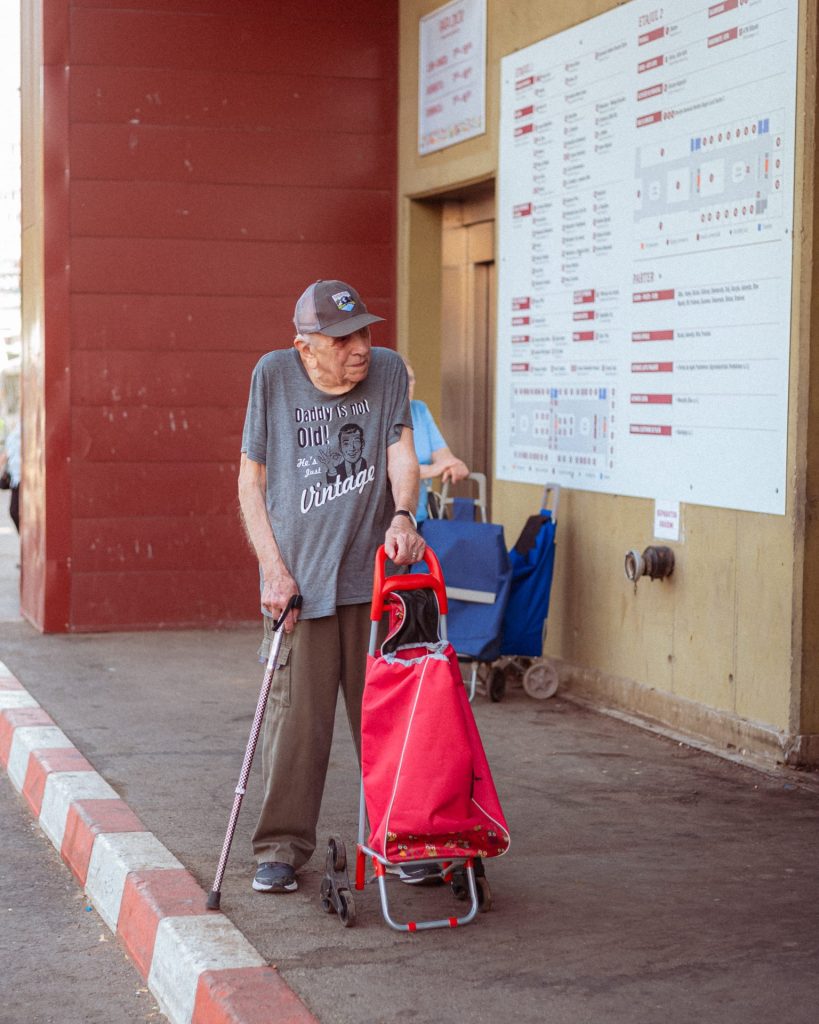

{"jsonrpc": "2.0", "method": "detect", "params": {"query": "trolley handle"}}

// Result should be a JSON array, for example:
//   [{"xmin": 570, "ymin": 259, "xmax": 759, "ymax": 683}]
[{"xmin": 369, "ymin": 544, "xmax": 448, "ymax": 621}]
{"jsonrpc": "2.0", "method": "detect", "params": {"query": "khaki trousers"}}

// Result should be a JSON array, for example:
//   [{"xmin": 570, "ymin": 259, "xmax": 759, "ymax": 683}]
[{"xmin": 251, "ymin": 603, "xmax": 372, "ymax": 870}]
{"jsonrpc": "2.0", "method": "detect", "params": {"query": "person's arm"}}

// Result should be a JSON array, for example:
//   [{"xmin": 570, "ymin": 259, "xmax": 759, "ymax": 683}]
[
  {"xmin": 385, "ymin": 427, "xmax": 425, "ymax": 565},
  {"xmin": 238, "ymin": 454, "xmax": 300, "ymax": 631},
  {"xmin": 420, "ymin": 446, "xmax": 470, "ymax": 484},
  {"xmin": 413, "ymin": 402, "xmax": 469, "ymax": 484}
]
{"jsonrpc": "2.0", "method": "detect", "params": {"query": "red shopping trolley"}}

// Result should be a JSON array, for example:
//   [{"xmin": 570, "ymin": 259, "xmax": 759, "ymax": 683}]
[{"xmin": 320, "ymin": 546, "xmax": 510, "ymax": 932}]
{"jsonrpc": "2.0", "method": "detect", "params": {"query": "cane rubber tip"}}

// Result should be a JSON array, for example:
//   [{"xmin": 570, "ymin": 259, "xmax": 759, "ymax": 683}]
[{"xmin": 206, "ymin": 891, "xmax": 221, "ymax": 911}]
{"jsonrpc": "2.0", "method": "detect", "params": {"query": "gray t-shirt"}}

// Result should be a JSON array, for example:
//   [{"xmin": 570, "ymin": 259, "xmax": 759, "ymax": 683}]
[{"xmin": 241, "ymin": 347, "xmax": 412, "ymax": 619}]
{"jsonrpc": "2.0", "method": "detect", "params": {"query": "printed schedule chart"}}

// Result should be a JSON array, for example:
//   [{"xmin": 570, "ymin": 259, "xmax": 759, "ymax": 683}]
[{"xmin": 496, "ymin": 0, "xmax": 798, "ymax": 514}]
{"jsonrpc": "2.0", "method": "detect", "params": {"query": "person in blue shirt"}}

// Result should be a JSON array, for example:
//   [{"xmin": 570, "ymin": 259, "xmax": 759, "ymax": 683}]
[
  {"xmin": 1, "ymin": 421, "xmax": 20, "ymax": 534},
  {"xmin": 403, "ymin": 359, "xmax": 470, "ymax": 524}
]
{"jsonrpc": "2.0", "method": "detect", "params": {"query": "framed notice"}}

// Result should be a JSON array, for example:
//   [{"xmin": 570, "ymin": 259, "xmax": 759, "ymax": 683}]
[
  {"xmin": 419, "ymin": 0, "xmax": 486, "ymax": 155},
  {"xmin": 496, "ymin": 0, "xmax": 799, "ymax": 514}
]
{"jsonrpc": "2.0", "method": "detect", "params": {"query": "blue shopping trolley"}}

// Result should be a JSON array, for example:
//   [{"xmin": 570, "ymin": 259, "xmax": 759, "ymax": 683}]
[{"xmin": 423, "ymin": 477, "xmax": 560, "ymax": 702}]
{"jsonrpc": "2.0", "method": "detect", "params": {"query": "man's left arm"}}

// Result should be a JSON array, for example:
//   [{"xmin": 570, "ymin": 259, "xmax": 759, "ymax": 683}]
[{"xmin": 385, "ymin": 426, "xmax": 425, "ymax": 565}]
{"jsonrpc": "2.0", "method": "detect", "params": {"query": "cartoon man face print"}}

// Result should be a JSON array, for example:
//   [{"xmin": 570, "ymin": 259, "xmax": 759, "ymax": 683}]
[
  {"xmin": 340, "ymin": 424, "xmax": 363, "ymax": 464},
  {"xmin": 325, "ymin": 423, "xmax": 367, "ymax": 483}
]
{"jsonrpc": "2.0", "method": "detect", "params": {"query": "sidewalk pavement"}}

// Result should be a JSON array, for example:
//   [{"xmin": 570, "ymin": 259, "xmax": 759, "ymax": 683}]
[
  {"xmin": 0, "ymin": 521, "xmax": 21, "ymax": 622},
  {"xmin": 1, "ymin": 607, "xmax": 818, "ymax": 1024}
]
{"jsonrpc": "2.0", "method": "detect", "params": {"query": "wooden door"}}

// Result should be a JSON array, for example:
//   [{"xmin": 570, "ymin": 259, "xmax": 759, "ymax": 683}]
[{"xmin": 439, "ymin": 185, "xmax": 496, "ymax": 512}]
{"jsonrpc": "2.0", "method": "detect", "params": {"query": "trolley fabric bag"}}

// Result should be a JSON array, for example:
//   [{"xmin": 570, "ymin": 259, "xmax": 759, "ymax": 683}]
[
  {"xmin": 419, "ymin": 518, "xmax": 512, "ymax": 662},
  {"xmin": 500, "ymin": 507, "xmax": 557, "ymax": 657},
  {"xmin": 360, "ymin": 641, "xmax": 510, "ymax": 864}
]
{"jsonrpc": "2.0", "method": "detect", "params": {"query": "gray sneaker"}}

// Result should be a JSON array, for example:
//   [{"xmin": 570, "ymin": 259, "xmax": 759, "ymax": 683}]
[
  {"xmin": 398, "ymin": 863, "xmax": 444, "ymax": 885},
  {"xmin": 252, "ymin": 861, "xmax": 298, "ymax": 893}
]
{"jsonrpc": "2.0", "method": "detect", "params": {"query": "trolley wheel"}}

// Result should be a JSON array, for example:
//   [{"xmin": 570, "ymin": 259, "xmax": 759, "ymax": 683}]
[
  {"xmin": 477, "ymin": 875, "xmax": 493, "ymax": 913},
  {"xmin": 522, "ymin": 660, "xmax": 559, "ymax": 700},
  {"xmin": 319, "ymin": 877, "xmax": 334, "ymax": 914},
  {"xmin": 488, "ymin": 666, "xmax": 506, "ymax": 703},
  {"xmin": 328, "ymin": 835, "xmax": 347, "ymax": 872},
  {"xmin": 450, "ymin": 865, "xmax": 492, "ymax": 911},
  {"xmin": 337, "ymin": 890, "xmax": 356, "ymax": 927}
]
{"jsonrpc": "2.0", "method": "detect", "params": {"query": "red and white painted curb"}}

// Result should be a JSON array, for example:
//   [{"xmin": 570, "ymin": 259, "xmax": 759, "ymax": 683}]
[{"xmin": 0, "ymin": 662, "xmax": 319, "ymax": 1024}]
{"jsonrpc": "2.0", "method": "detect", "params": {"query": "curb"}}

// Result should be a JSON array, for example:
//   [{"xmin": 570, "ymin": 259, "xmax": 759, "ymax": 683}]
[{"xmin": 0, "ymin": 662, "xmax": 320, "ymax": 1024}]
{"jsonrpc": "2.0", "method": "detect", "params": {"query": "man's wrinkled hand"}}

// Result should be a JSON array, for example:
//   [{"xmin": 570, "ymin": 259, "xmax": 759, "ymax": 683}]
[
  {"xmin": 261, "ymin": 572, "xmax": 301, "ymax": 633},
  {"xmin": 384, "ymin": 520, "xmax": 426, "ymax": 566}
]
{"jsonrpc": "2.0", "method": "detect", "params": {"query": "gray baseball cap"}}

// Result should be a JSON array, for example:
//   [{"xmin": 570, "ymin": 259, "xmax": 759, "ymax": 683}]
[{"xmin": 293, "ymin": 279, "xmax": 385, "ymax": 338}]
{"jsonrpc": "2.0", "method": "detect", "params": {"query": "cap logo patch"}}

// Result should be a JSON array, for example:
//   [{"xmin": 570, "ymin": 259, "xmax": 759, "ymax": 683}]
[{"xmin": 332, "ymin": 290, "xmax": 356, "ymax": 312}]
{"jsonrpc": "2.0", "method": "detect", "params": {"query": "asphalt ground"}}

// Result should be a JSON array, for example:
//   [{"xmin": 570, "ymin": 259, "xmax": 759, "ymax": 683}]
[
  {"xmin": 0, "ymin": 772, "xmax": 163, "ymax": 1024},
  {"xmin": 1, "ymin": 590, "xmax": 818, "ymax": 1024}
]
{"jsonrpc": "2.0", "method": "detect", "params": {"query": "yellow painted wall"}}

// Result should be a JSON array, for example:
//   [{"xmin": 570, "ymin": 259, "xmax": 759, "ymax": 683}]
[{"xmin": 398, "ymin": 0, "xmax": 818, "ymax": 760}]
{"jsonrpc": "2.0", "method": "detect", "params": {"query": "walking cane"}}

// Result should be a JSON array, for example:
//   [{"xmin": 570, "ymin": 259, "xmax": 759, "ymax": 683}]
[{"xmin": 206, "ymin": 594, "xmax": 302, "ymax": 910}]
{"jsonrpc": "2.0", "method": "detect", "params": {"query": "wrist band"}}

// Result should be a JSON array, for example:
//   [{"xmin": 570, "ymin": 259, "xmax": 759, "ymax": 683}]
[{"xmin": 392, "ymin": 508, "xmax": 417, "ymax": 530}]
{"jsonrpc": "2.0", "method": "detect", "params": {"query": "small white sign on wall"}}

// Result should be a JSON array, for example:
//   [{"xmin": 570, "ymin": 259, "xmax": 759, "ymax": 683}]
[
  {"xmin": 418, "ymin": 0, "xmax": 486, "ymax": 155},
  {"xmin": 654, "ymin": 500, "xmax": 680, "ymax": 542}
]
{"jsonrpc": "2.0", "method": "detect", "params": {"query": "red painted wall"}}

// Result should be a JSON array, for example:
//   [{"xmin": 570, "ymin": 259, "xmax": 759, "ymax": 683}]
[{"xmin": 23, "ymin": 0, "xmax": 397, "ymax": 631}]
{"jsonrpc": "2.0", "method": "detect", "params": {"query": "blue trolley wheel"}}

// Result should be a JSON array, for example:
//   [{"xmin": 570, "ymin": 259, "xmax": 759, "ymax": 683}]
[{"xmin": 523, "ymin": 660, "xmax": 559, "ymax": 699}]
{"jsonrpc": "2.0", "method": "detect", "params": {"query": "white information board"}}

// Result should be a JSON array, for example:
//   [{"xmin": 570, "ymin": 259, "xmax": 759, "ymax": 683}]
[
  {"xmin": 419, "ymin": 0, "xmax": 486, "ymax": 155},
  {"xmin": 496, "ymin": 0, "xmax": 798, "ymax": 514}
]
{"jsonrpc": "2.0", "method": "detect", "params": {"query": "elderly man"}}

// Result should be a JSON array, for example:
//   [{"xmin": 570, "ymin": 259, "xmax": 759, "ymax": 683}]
[{"xmin": 239, "ymin": 279, "xmax": 424, "ymax": 894}]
